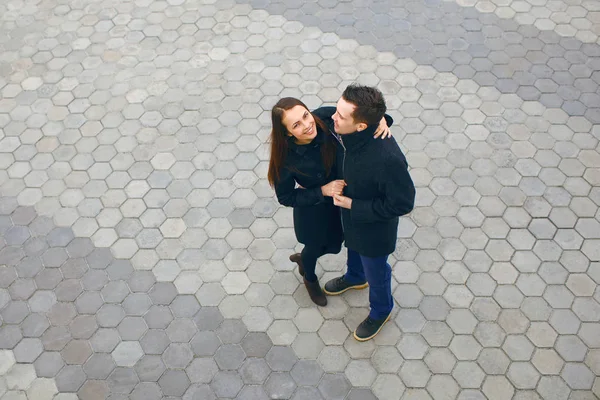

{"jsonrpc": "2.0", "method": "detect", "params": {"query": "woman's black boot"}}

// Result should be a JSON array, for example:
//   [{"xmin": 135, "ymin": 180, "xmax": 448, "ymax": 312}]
[
  {"xmin": 304, "ymin": 278, "xmax": 327, "ymax": 307},
  {"xmin": 289, "ymin": 253, "xmax": 304, "ymax": 277}
]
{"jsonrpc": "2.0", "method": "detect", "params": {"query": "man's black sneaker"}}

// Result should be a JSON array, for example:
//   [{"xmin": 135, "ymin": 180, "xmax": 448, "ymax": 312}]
[
  {"xmin": 353, "ymin": 314, "xmax": 391, "ymax": 341},
  {"xmin": 323, "ymin": 276, "xmax": 368, "ymax": 295},
  {"xmin": 289, "ymin": 253, "xmax": 304, "ymax": 277}
]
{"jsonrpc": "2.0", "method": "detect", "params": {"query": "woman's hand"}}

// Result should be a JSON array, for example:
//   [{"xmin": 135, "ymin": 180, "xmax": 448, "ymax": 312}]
[
  {"xmin": 333, "ymin": 194, "xmax": 352, "ymax": 209},
  {"xmin": 321, "ymin": 180, "xmax": 346, "ymax": 197},
  {"xmin": 373, "ymin": 117, "xmax": 391, "ymax": 139}
]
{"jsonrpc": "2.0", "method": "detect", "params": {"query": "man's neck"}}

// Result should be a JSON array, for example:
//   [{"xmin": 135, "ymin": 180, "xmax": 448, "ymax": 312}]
[{"xmin": 338, "ymin": 124, "xmax": 379, "ymax": 150}]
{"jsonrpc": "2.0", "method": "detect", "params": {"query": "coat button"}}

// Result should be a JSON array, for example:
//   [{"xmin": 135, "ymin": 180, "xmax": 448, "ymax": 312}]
[{"xmin": 317, "ymin": 173, "xmax": 322, "ymax": 178}]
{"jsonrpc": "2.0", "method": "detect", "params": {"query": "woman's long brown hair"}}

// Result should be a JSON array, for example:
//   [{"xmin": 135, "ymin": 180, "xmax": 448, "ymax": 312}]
[{"xmin": 267, "ymin": 98, "xmax": 336, "ymax": 187}]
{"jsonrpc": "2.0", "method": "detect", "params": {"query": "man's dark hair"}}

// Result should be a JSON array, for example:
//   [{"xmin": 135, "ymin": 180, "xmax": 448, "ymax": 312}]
[{"xmin": 342, "ymin": 84, "xmax": 386, "ymax": 126}]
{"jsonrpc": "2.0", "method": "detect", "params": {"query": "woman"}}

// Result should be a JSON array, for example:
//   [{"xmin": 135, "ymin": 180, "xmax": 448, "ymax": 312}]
[{"xmin": 267, "ymin": 98, "xmax": 389, "ymax": 306}]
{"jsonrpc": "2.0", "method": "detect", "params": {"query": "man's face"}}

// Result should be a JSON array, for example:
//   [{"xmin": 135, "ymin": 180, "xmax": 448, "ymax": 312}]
[{"xmin": 332, "ymin": 97, "xmax": 361, "ymax": 135}]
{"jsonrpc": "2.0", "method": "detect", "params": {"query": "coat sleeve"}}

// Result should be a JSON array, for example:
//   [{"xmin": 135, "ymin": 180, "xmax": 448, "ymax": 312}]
[
  {"xmin": 313, "ymin": 106, "xmax": 394, "ymax": 130},
  {"xmin": 350, "ymin": 155, "xmax": 415, "ymax": 223},
  {"xmin": 274, "ymin": 167, "xmax": 325, "ymax": 208},
  {"xmin": 384, "ymin": 113, "xmax": 394, "ymax": 128},
  {"xmin": 311, "ymin": 106, "xmax": 336, "ymax": 122}
]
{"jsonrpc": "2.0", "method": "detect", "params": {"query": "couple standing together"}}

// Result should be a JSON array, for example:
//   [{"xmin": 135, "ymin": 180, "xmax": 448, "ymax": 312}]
[{"xmin": 267, "ymin": 85, "xmax": 416, "ymax": 341}]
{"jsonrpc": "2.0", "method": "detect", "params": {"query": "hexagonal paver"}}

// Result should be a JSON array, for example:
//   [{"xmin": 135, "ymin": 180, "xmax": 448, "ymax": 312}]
[
  {"xmin": 210, "ymin": 371, "xmax": 243, "ymax": 398},
  {"xmin": 112, "ymin": 341, "xmax": 143, "ymax": 367}
]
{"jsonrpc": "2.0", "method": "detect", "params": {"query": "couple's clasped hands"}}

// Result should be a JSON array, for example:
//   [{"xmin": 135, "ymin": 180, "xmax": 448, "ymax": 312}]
[
  {"xmin": 322, "ymin": 180, "xmax": 352, "ymax": 209},
  {"xmin": 321, "ymin": 179, "xmax": 346, "ymax": 197}
]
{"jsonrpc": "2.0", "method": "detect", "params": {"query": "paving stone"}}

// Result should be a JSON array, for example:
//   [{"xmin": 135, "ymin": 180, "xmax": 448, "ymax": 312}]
[
  {"xmin": 426, "ymin": 374, "xmax": 459, "ymax": 400},
  {"xmin": 46, "ymin": 227, "xmax": 74, "ymax": 247},
  {"xmin": 101, "ymin": 281, "xmax": 130, "ymax": 304},
  {"xmin": 170, "ymin": 295, "xmax": 201, "ymax": 318},
  {"xmin": 96, "ymin": 304, "xmax": 126, "ymax": 329},
  {"xmin": 130, "ymin": 382, "xmax": 162, "ymax": 400},
  {"xmin": 112, "ymin": 341, "xmax": 144, "ymax": 367},
  {"xmin": 395, "ymin": 308, "xmax": 427, "ymax": 333},
  {"xmin": 26, "ymin": 377, "xmax": 58, "ymax": 400},
  {"xmin": 238, "ymin": 357, "xmax": 270, "ymax": 385},
  {"xmin": 526, "ymin": 322, "xmax": 558, "ymax": 347},
  {"xmin": 55, "ymin": 365, "xmax": 87, "ymax": 393},
  {"xmin": 318, "ymin": 373, "xmax": 351, "ymax": 400},
  {"xmin": 13, "ymin": 338, "xmax": 43, "ymax": 363},
  {"xmin": 84, "ymin": 353, "xmax": 116, "ymax": 380},
  {"xmin": 240, "ymin": 332, "xmax": 273, "ymax": 358},
  {"xmin": 162, "ymin": 343, "xmax": 194, "ymax": 369},
  {"xmin": 193, "ymin": 306, "xmax": 224, "ymax": 330},
  {"xmin": 397, "ymin": 334, "xmax": 430, "ymax": 361},
  {"xmin": 27, "ymin": 290, "xmax": 56, "ymax": 313},
  {"xmin": 87, "ymin": 328, "xmax": 119, "ymax": 354},
  {"xmin": 399, "ymin": 360, "xmax": 432, "ymax": 388},
  {"xmin": 507, "ymin": 362, "xmax": 541, "ymax": 389},
  {"xmin": 148, "ymin": 282, "xmax": 178, "ymax": 305},
  {"xmin": 21, "ymin": 312, "xmax": 50, "ymax": 338},
  {"xmin": 143, "ymin": 305, "xmax": 173, "ymax": 329},
  {"xmin": 315, "ymin": 345, "xmax": 349, "ymax": 373},
  {"xmin": 166, "ymin": 318, "xmax": 197, "ymax": 343},
  {"xmin": 243, "ymin": 306, "xmax": 274, "ymax": 332},
  {"xmin": 4, "ymin": 364, "xmax": 36, "ymax": 391},
  {"xmin": 419, "ymin": 296, "xmax": 451, "ymax": 321},
  {"xmin": 265, "ymin": 372, "xmax": 297, "ymax": 399},
  {"xmin": 585, "ymin": 349, "xmax": 600, "ymax": 375},
  {"xmin": 134, "ymin": 355, "xmax": 166, "ymax": 383},
  {"xmin": 1, "ymin": 300, "xmax": 30, "ymax": 324},
  {"xmin": 292, "ymin": 386, "xmax": 326, "ymax": 400},
  {"xmin": 213, "ymin": 343, "xmax": 245, "ymax": 370},
  {"xmin": 265, "ymin": 345, "xmax": 298, "ymax": 372},
  {"xmin": 127, "ymin": 271, "xmax": 156, "ymax": 293},
  {"xmin": 453, "ymin": 361, "xmax": 486, "ymax": 389},
  {"xmin": 370, "ymin": 345, "xmax": 403, "ymax": 374},
  {"xmin": 0, "ymin": 350, "xmax": 16, "ymax": 376},
  {"xmin": 34, "ymin": 351, "xmax": 65, "ymax": 378},
  {"xmin": 536, "ymin": 376, "xmax": 570, "ymax": 400},
  {"xmin": 420, "ymin": 321, "xmax": 452, "ymax": 348},
  {"xmin": 572, "ymin": 298, "xmax": 600, "ymax": 322},
  {"xmin": 450, "ymin": 335, "xmax": 482, "ymax": 361},
  {"xmin": 235, "ymin": 385, "xmax": 268, "ymax": 400},
  {"xmin": 560, "ymin": 362, "xmax": 595, "ymax": 390},
  {"xmin": 210, "ymin": 371, "xmax": 243, "ymax": 398},
  {"xmin": 139, "ymin": 329, "xmax": 170, "ymax": 355},
  {"xmin": 447, "ymin": 309, "xmax": 478, "ymax": 334},
  {"xmin": 482, "ymin": 375, "xmax": 515, "ymax": 400},
  {"xmin": 117, "ymin": 317, "xmax": 148, "ymax": 340}
]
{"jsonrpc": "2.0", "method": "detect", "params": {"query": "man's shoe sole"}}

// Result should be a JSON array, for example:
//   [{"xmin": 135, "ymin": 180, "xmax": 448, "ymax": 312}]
[
  {"xmin": 323, "ymin": 282, "xmax": 369, "ymax": 296},
  {"xmin": 353, "ymin": 313, "xmax": 391, "ymax": 342}
]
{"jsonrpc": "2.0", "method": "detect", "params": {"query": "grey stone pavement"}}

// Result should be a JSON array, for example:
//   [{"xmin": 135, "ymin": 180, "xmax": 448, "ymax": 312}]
[{"xmin": 0, "ymin": 0, "xmax": 599, "ymax": 398}]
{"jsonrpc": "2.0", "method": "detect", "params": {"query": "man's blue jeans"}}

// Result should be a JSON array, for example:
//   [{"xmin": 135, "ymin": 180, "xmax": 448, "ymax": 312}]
[{"xmin": 344, "ymin": 248, "xmax": 393, "ymax": 320}]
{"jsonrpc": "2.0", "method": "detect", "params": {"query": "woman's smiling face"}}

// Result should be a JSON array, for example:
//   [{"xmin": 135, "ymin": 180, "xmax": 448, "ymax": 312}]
[{"xmin": 282, "ymin": 105, "xmax": 317, "ymax": 144}]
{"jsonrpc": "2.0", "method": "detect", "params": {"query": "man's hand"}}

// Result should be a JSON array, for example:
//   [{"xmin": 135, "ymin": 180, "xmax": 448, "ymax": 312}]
[
  {"xmin": 333, "ymin": 194, "xmax": 352, "ymax": 209},
  {"xmin": 373, "ymin": 117, "xmax": 391, "ymax": 139},
  {"xmin": 321, "ymin": 180, "xmax": 346, "ymax": 197}
]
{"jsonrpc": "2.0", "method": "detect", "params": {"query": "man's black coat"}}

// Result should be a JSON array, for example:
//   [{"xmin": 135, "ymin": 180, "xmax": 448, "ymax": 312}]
[{"xmin": 313, "ymin": 107, "xmax": 416, "ymax": 257}]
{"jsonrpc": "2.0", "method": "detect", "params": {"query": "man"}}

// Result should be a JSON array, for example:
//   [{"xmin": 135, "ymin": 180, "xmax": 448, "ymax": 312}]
[{"xmin": 314, "ymin": 84, "xmax": 416, "ymax": 341}]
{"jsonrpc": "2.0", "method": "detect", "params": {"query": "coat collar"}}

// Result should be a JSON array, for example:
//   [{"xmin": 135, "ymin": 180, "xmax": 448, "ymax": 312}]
[{"xmin": 339, "ymin": 124, "xmax": 378, "ymax": 151}]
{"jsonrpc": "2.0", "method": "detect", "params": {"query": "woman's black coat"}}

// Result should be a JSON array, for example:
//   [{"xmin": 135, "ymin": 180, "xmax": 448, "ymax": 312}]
[{"xmin": 273, "ymin": 124, "xmax": 343, "ymax": 250}]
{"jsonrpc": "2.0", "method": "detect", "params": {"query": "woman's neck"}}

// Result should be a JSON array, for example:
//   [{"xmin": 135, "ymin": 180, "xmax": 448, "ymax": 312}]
[{"xmin": 295, "ymin": 138, "xmax": 313, "ymax": 145}]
